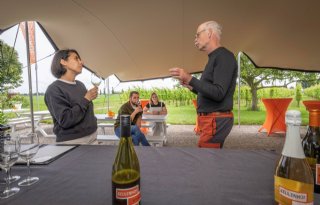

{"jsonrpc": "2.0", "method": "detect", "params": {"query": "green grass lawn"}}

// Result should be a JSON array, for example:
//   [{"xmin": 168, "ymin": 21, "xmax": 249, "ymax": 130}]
[
  {"xmin": 80, "ymin": 94, "xmax": 313, "ymax": 125},
  {"xmin": 4, "ymin": 94, "xmax": 314, "ymax": 125}
]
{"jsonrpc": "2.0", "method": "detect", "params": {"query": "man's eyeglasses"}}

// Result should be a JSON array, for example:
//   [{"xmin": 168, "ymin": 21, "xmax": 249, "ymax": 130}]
[{"xmin": 195, "ymin": 29, "xmax": 206, "ymax": 38}]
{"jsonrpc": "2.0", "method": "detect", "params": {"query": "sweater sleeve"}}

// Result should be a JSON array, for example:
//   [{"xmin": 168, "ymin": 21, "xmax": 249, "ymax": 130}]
[{"xmin": 45, "ymin": 84, "xmax": 90, "ymax": 129}]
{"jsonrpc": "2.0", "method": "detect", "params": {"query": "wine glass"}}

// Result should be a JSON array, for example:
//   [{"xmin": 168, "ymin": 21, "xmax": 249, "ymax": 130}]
[
  {"xmin": 0, "ymin": 133, "xmax": 20, "ymax": 184},
  {"xmin": 91, "ymin": 72, "xmax": 102, "ymax": 87},
  {"xmin": 0, "ymin": 133, "xmax": 20, "ymax": 199},
  {"xmin": 18, "ymin": 133, "xmax": 40, "ymax": 186},
  {"xmin": 0, "ymin": 132, "xmax": 20, "ymax": 185}
]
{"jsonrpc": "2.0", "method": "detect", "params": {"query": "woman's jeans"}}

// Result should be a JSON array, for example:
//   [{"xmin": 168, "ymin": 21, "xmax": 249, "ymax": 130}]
[{"xmin": 115, "ymin": 125, "xmax": 150, "ymax": 146}]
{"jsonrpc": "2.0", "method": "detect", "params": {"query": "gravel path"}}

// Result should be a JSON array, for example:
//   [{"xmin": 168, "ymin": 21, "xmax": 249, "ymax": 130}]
[{"xmin": 13, "ymin": 124, "xmax": 308, "ymax": 154}]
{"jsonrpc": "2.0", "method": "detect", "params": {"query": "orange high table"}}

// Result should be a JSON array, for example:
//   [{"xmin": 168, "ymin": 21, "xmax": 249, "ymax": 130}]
[
  {"xmin": 140, "ymin": 99, "xmax": 149, "ymax": 109},
  {"xmin": 259, "ymin": 98, "xmax": 292, "ymax": 136},
  {"xmin": 139, "ymin": 99, "xmax": 150, "ymax": 134}
]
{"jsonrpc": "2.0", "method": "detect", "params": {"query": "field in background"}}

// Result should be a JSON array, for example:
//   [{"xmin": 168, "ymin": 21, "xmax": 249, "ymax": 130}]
[{"xmin": 9, "ymin": 93, "xmax": 313, "ymax": 125}]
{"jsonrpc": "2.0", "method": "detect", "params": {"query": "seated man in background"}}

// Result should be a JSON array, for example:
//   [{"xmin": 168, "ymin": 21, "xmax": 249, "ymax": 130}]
[{"xmin": 114, "ymin": 91, "xmax": 150, "ymax": 146}]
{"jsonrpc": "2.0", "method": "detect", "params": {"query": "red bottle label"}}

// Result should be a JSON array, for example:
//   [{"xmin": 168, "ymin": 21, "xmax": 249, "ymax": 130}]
[{"xmin": 116, "ymin": 185, "xmax": 141, "ymax": 205}]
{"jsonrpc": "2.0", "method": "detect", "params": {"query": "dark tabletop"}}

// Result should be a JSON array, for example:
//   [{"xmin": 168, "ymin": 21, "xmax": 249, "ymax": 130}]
[{"xmin": 2, "ymin": 145, "xmax": 319, "ymax": 205}]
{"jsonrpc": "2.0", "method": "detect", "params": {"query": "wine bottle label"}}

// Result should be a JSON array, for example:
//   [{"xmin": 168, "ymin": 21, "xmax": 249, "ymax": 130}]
[
  {"xmin": 116, "ymin": 185, "xmax": 141, "ymax": 205},
  {"xmin": 274, "ymin": 176, "xmax": 314, "ymax": 204},
  {"xmin": 316, "ymin": 164, "xmax": 320, "ymax": 185}
]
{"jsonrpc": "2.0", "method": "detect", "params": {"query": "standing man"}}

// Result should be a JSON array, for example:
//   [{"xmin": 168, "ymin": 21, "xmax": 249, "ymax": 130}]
[
  {"xmin": 169, "ymin": 21, "xmax": 237, "ymax": 148},
  {"xmin": 114, "ymin": 91, "xmax": 150, "ymax": 146}
]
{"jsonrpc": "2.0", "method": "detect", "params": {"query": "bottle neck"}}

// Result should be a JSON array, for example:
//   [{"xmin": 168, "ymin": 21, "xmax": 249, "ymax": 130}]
[
  {"xmin": 120, "ymin": 115, "xmax": 131, "ymax": 138},
  {"xmin": 282, "ymin": 124, "xmax": 306, "ymax": 159},
  {"xmin": 121, "ymin": 125, "xmax": 131, "ymax": 138}
]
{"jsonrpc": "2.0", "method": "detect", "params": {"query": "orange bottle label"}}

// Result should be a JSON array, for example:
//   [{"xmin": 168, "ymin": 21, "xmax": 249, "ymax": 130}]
[
  {"xmin": 317, "ymin": 164, "xmax": 320, "ymax": 185},
  {"xmin": 274, "ymin": 176, "xmax": 314, "ymax": 204},
  {"xmin": 116, "ymin": 185, "xmax": 141, "ymax": 205}
]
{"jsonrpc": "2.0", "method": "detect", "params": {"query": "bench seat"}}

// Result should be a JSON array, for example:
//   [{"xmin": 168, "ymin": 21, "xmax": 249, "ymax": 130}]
[
  {"xmin": 98, "ymin": 122, "xmax": 156, "ymax": 134},
  {"xmin": 96, "ymin": 134, "xmax": 164, "ymax": 147},
  {"xmin": 7, "ymin": 118, "xmax": 35, "ymax": 132},
  {"xmin": 96, "ymin": 134, "xmax": 120, "ymax": 145}
]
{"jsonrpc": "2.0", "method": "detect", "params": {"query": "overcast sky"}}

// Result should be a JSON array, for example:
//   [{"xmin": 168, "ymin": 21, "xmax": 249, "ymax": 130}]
[{"xmin": 0, "ymin": 23, "xmax": 175, "ymax": 94}]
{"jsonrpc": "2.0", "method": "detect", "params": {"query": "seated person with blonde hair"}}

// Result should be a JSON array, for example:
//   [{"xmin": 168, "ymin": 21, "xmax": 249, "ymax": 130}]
[{"xmin": 143, "ymin": 92, "xmax": 167, "ymax": 115}]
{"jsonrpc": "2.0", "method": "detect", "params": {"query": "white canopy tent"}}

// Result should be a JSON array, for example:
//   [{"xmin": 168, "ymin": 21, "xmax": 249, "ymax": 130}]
[
  {"xmin": 1, "ymin": 0, "xmax": 320, "ymax": 131},
  {"xmin": 1, "ymin": 0, "xmax": 320, "ymax": 82}
]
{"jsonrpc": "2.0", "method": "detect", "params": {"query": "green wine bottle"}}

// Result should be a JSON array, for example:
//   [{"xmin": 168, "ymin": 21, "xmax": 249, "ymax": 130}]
[
  {"xmin": 112, "ymin": 115, "xmax": 141, "ymax": 205},
  {"xmin": 316, "ymin": 145, "xmax": 320, "ymax": 193},
  {"xmin": 302, "ymin": 109, "xmax": 320, "ymax": 194},
  {"xmin": 274, "ymin": 110, "xmax": 314, "ymax": 204}
]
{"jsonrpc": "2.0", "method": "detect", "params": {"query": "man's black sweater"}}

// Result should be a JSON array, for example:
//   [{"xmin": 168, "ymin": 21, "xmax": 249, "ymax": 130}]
[{"xmin": 189, "ymin": 47, "xmax": 238, "ymax": 113}]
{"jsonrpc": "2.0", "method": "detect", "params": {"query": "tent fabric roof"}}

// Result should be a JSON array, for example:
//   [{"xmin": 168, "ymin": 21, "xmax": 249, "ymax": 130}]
[{"xmin": 1, "ymin": 0, "xmax": 320, "ymax": 81}]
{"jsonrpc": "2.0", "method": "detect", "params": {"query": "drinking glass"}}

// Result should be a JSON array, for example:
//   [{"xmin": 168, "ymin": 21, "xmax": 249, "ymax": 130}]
[
  {"xmin": 91, "ymin": 73, "xmax": 102, "ymax": 87},
  {"xmin": 0, "ymin": 133, "xmax": 20, "ymax": 199},
  {"xmin": 18, "ymin": 133, "xmax": 40, "ymax": 186},
  {"xmin": 0, "ymin": 132, "xmax": 20, "ymax": 185}
]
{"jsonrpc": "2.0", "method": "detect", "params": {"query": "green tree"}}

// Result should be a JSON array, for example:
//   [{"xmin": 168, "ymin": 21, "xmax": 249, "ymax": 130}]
[
  {"xmin": 0, "ymin": 40, "xmax": 23, "ymax": 109},
  {"xmin": 295, "ymin": 83, "xmax": 302, "ymax": 107},
  {"xmin": 0, "ymin": 111, "xmax": 7, "ymax": 124},
  {"xmin": 239, "ymin": 54, "xmax": 320, "ymax": 111}
]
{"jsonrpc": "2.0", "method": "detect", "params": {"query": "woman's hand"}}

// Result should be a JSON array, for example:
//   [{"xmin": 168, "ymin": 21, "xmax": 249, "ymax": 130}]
[{"xmin": 84, "ymin": 87, "xmax": 98, "ymax": 101}]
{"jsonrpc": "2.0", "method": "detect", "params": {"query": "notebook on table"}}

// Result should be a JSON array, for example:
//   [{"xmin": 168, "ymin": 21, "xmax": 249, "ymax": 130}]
[{"xmin": 16, "ymin": 144, "xmax": 78, "ymax": 165}]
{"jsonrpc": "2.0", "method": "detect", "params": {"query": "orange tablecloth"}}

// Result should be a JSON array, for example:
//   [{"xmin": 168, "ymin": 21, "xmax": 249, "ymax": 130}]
[{"xmin": 259, "ymin": 98, "xmax": 292, "ymax": 136}]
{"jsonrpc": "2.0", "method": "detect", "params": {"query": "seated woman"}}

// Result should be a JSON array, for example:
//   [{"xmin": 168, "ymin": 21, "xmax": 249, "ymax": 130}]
[
  {"xmin": 143, "ymin": 92, "xmax": 167, "ymax": 115},
  {"xmin": 143, "ymin": 92, "xmax": 167, "ymax": 137}
]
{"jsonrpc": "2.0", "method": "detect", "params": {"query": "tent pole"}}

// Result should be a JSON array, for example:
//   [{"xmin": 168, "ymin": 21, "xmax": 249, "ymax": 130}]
[
  {"xmin": 35, "ymin": 63, "xmax": 39, "ymax": 110},
  {"xmin": 237, "ymin": 52, "xmax": 242, "ymax": 128},
  {"xmin": 25, "ymin": 22, "xmax": 35, "ymax": 133},
  {"xmin": 107, "ymin": 76, "xmax": 110, "ymax": 112},
  {"xmin": 34, "ymin": 23, "xmax": 39, "ymax": 111}
]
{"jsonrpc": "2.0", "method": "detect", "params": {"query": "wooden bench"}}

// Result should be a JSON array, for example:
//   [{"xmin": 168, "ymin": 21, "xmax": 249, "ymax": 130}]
[
  {"xmin": 7, "ymin": 116, "xmax": 41, "ymax": 132},
  {"xmin": 97, "ymin": 122, "xmax": 156, "ymax": 134},
  {"xmin": 7, "ymin": 115, "xmax": 55, "ymax": 138},
  {"xmin": 8, "ymin": 119, "xmax": 31, "ymax": 132},
  {"xmin": 96, "ymin": 133, "xmax": 164, "ymax": 147},
  {"xmin": 96, "ymin": 134, "xmax": 120, "ymax": 145},
  {"xmin": 8, "ymin": 117, "xmax": 31, "ymax": 122},
  {"xmin": 97, "ymin": 123, "xmax": 114, "ymax": 134},
  {"xmin": 96, "ymin": 122, "xmax": 166, "ymax": 147}
]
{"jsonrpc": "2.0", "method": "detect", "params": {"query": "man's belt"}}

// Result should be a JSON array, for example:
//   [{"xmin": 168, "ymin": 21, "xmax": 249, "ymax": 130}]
[{"xmin": 198, "ymin": 111, "xmax": 231, "ymax": 116}]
